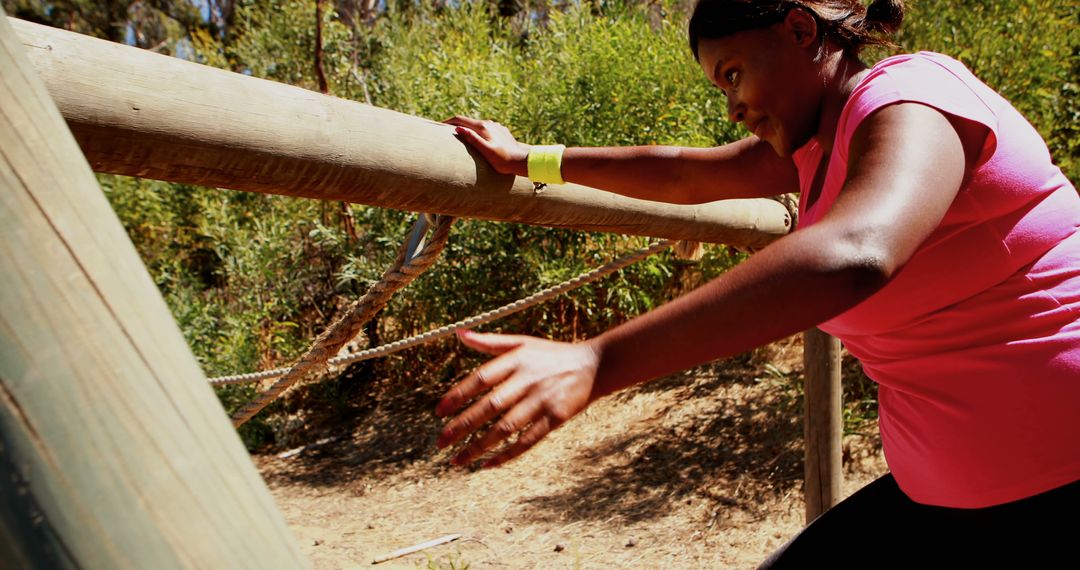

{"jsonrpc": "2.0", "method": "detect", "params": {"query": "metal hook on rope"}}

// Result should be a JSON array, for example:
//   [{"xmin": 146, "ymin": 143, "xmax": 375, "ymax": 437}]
[{"xmin": 404, "ymin": 212, "xmax": 437, "ymax": 262}]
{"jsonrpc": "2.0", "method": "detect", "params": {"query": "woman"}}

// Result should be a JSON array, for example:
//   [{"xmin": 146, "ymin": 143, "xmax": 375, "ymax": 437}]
[{"xmin": 438, "ymin": 0, "xmax": 1079, "ymax": 562}]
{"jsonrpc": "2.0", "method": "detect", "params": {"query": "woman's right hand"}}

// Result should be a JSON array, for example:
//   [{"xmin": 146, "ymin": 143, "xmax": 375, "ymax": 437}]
[
  {"xmin": 435, "ymin": 329, "xmax": 601, "ymax": 468},
  {"xmin": 444, "ymin": 116, "xmax": 531, "ymax": 178}
]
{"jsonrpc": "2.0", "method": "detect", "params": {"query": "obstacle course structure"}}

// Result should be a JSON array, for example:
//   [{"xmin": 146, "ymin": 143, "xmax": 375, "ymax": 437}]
[{"xmin": 0, "ymin": 15, "xmax": 841, "ymax": 567}]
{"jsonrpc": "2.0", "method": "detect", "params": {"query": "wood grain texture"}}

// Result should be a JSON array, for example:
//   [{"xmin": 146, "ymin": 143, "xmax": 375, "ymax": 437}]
[
  {"xmin": 802, "ymin": 328, "xmax": 843, "ymax": 523},
  {"xmin": 0, "ymin": 13, "xmax": 308, "ymax": 569},
  {"xmin": 10, "ymin": 17, "xmax": 792, "ymax": 249}
]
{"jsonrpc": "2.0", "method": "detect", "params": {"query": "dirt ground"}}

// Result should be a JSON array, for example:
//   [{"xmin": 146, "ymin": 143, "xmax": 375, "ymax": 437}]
[{"xmin": 254, "ymin": 338, "xmax": 887, "ymax": 569}]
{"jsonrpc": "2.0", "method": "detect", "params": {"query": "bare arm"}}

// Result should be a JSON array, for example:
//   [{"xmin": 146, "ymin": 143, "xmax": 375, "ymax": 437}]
[
  {"xmin": 437, "ymin": 102, "xmax": 967, "ymax": 466},
  {"xmin": 589, "ymin": 105, "xmax": 981, "ymax": 394},
  {"xmin": 446, "ymin": 116, "xmax": 798, "ymax": 203}
]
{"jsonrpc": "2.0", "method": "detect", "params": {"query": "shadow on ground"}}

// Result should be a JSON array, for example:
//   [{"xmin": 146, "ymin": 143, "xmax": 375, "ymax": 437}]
[
  {"xmin": 257, "ymin": 347, "xmax": 808, "ymax": 529},
  {"xmin": 514, "ymin": 358, "xmax": 805, "ymax": 526},
  {"xmin": 254, "ymin": 354, "xmax": 460, "ymax": 489}
]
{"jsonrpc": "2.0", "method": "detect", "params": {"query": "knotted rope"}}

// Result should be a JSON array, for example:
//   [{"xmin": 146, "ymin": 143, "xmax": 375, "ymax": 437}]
[{"xmin": 230, "ymin": 214, "xmax": 455, "ymax": 427}]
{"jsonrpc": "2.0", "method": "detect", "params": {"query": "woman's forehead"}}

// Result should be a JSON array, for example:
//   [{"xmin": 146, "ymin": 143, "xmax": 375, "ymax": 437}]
[{"xmin": 696, "ymin": 28, "xmax": 779, "ymax": 76}]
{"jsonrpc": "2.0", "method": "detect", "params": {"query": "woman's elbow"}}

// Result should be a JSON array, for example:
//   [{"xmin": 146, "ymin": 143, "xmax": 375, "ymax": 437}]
[{"xmin": 817, "ymin": 232, "xmax": 905, "ymax": 296}]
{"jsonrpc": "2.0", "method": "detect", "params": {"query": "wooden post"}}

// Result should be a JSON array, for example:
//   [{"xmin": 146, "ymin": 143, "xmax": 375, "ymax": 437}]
[
  {"xmin": 802, "ymin": 328, "xmax": 842, "ymax": 523},
  {"xmin": 10, "ymin": 17, "xmax": 792, "ymax": 250},
  {"xmin": 0, "ymin": 13, "xmax": 308, "ymax": 568}
]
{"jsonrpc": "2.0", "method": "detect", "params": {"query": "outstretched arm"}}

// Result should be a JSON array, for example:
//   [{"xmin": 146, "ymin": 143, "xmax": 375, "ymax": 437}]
[
  {"xmin": 437, "ymin": 102, "xmax": 969, "ymax": 467},
  {"xmin": 446, "ymin": 116, "xmax": 799, "ymax": 203}
]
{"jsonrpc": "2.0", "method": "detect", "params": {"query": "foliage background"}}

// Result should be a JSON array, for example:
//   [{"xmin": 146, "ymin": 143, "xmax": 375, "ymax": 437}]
[{"xmin": 5, "ymin": 0, "xmax": 1077, "ymax": 447}]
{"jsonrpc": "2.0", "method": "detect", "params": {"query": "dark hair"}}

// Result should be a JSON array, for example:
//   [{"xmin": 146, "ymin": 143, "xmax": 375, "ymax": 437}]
[{"xmin": 688, "ymin": 0, "xmax": 905, "ymax": 60}]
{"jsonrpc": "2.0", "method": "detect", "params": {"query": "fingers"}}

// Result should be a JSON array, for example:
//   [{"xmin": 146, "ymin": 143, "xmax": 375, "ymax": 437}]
[
  {"xmin": 435, "ymin": 350, "xmax": 518, "ymax": 418},
  {"xmin": 432, "ymin": 335, "xmax": 595, "ymax": 469},
  {"xmin": 448, "ymin": 124, "xmax": 502, "ymax": 169},
  {"xmin": 443, "ymin": 116, "xmax": 494, "ymax": 153},
  {"xmin": 451, "ymin": 124, "xmax": 484, "ymax": 145},
  {"xmin": 438, "ymin": 371, "xmax": 533, "ymax": 449},
  {"xmin": 450, "ymin": 395, "xmax": 544, "ymax": 466},
  {"xmin": 433, "ymin": 330, "xmax": 528, "ymax": 419},
  {"xmin": 456, "ymin": 329, "xmax": 525, "ymax": 356},
  {"xmin": 482, "ymin": 415, "xmax": 554, "ymax": 468},
  {"xmin": 451, "ymin": 125, "xmax": 487, "ymax": 147},
  {"xmin": 443, "ymin": 115, "xmax": 492, "ymax": 137}
]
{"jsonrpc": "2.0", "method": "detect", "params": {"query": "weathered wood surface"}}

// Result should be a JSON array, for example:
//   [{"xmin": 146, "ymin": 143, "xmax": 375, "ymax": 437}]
[
  {"xmin": 10, "ymin": 17, "xmax": 792, "ymax": 249},
  {"xmin": 802, "ymin": 328, "xmax": 843, "ymax": 523},
  {"xmin": 0, "ymin": 13, "xmax": 308, "ymax": 569}
]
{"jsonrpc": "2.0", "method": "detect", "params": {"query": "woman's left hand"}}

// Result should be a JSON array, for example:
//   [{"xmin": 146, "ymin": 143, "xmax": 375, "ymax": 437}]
[
  {"xmin": 443, "ymin": 116, "xmax": 531, "ymax": 178},
  {"xmin": 435, "ymin": 329, "xmax": 600, "ymax": 468}
]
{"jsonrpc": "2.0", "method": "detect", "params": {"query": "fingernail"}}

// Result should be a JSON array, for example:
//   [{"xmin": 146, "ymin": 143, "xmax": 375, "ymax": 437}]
[{"xmin": 454, "ymin": 126, "xmax": 466, "ymax": 135}]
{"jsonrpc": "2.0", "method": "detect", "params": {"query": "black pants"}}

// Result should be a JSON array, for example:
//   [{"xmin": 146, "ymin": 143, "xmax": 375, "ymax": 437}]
[{"xmin": 761, "ymin": 473, "xmax": 1080, "ymax": 568}]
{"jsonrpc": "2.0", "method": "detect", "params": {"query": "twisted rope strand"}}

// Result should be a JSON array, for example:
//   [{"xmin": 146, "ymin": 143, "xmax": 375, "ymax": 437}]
[
  {"xmin": 229, "ymin": 215, "xmax": 456, "ymax": 427},
  {"xmin": 210, "ymin": 239, "xmax": 675, "ymax": 388}
]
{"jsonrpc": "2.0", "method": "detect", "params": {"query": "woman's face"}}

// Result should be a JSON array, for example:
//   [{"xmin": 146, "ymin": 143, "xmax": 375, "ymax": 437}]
[{"xmin": 696, "ymin": 18, "xmax": 823, "ymax": 156}]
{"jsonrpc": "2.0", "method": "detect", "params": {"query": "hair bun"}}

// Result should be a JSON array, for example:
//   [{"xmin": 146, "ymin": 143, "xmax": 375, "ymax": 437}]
[{"xmin": 865, "ymin": 0, "xmax": 905, "ymax": 35}]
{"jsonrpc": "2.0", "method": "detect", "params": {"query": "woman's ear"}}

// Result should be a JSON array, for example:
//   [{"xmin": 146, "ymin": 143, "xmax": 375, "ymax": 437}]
[{"xmin": 782, "ymin": 7, "xmax": 820, "ymax": 49}]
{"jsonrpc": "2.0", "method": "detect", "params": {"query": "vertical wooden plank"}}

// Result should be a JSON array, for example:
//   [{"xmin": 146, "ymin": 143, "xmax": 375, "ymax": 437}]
[
  {"xmin": 802, "ymin": 328, "xmax": 842, "ymax": 523},
  {"xmin": 0, "ymin": 12, "xmax": 308, "ymax": 569}
]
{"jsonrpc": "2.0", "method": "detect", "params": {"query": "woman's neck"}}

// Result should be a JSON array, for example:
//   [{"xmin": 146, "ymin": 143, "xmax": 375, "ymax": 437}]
[{"xmin": 814, "ymin": 51, "xmax": 869, "ymax": 154}]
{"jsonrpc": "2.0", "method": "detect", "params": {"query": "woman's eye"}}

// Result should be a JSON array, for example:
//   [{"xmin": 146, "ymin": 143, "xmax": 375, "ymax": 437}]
[{"xmin": 725, "ymin": 69, "xmax": 740, "ymax": 87}]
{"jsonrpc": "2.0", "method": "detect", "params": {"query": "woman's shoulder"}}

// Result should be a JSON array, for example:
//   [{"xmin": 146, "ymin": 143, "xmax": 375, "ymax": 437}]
[
  {"xmin": 837, "ymin": 51, "xmax": 1004, "ymax": 161},
  {"xmin": 855, "ymin": 51, "xmax": 1002, "ymax": 111},
  {"xmin": 869, "ymin": 51, "xmax": 964, "ymax": 73},
  {"xmin": 857, "ymin": 51, "xmax": 991, "ymax": 101}
]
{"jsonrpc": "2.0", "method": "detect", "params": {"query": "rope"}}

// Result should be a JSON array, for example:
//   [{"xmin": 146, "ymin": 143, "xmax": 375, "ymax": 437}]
[
  {"xmin": 229, "ymin": 214, "xmax": 456, "ymax": 428},
  {"xmin": 209, "ymin": 238, "xmax": 675, "ymax": 388}
]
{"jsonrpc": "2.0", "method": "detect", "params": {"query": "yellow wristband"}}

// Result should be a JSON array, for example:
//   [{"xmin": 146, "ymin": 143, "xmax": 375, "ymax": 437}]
[{"xmin": 527, "ymin": 145, "xmax": 566, "ymax": 185}]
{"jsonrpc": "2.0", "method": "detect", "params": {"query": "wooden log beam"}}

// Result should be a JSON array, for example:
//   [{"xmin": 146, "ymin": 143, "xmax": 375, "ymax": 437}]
[
  {"xmin": 802, "ymin": 328, "xmax": 843, "ymax": 523},
  {"xmin": 10, "ymin": 17, "xmax": 792, "ymax": 249},
  {"xmin": 0, "ymin": 13, "xmax": 308, "ymax": 568}
]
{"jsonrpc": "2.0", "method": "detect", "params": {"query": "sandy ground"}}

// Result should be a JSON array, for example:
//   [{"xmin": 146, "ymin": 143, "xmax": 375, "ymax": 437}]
[{"xmin": 255, "ymin": 340, "xmax": 887, "ymax": 569}]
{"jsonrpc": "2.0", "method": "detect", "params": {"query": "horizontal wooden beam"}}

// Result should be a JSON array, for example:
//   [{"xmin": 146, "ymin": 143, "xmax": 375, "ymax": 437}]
[{"xmin": 11, "ymin": 18, "xmax": 791, "ymax": 249}]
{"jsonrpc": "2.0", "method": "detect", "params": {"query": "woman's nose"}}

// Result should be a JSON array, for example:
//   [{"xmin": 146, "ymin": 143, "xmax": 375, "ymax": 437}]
[{"xmin": 726, "ymin": 96, "xmax": 745, "ymax": 124}]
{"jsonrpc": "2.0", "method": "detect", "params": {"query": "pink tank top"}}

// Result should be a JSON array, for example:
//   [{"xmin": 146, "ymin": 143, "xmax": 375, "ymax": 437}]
[{"xmin": 792, "ymin": 52, "xmax": 1080, "ymax": 508}]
